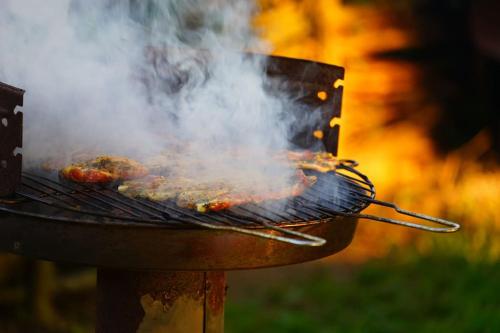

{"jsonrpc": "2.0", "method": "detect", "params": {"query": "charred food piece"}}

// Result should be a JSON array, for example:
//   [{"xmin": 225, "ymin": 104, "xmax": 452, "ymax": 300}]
[
  {"xmin": 118, "ymin": 176, "xmax": 197, "ymax": 201},
  {"xmin": 61, "ymin": 156, "xmax": 148, "ymax": 183},
  {"xmin": 183, "ymin": 170, "xmax": 318, "ymax": 213}
]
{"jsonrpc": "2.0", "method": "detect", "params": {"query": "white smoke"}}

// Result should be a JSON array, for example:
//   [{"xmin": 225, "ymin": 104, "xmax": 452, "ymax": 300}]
[{"xmin": 0, "ymin": 0, "xmax": 298, "ymax": 190}]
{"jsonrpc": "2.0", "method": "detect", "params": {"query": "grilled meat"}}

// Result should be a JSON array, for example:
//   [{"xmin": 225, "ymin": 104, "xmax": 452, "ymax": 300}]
[
  {"xmin": 61, "ymin": 156, "xmax": 148, "ymax": 183},
  {"xmin": 118, "ymin": 169, "xmax": 316, "ymax": 213},
  {"xmin": 281, "ymin": 151, "xmax": 338, "ymax": 173},
  {"xmin": 188, "ymin": 170, "xmax": 317, "ymax": 213},
  {"xmin": 62, "ymin": 149, "xmax": 331, "ymax": 211},
  {"xmin": 144, "ymin": 149, "xmax": 339, "ymax": 176},
  {"xmin": 118, "ymin": 175, "xmax": 196, "ymax": 201}
]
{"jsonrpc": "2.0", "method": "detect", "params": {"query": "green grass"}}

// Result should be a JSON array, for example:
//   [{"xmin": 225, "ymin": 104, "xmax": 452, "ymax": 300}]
[{"xmin": 226, "ymin": 250, "xmax": 500, "ymax": 333}]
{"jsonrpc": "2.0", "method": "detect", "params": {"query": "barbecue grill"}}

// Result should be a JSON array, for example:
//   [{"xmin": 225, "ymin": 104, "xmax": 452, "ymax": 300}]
[{"xmin": 0, "ymin": 55, "xmax": 459, "ymax": 333}]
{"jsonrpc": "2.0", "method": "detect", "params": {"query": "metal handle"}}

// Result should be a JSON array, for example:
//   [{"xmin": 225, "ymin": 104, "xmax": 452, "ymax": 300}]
[
  {"xmin": 0, "ymin": 201, "xmax": 327, "ymax": 247},
  {"xmin": 350, "ymin": 198, "xmax": 460, "ymax": 233},
  {"xmin": 185, "ymin": 219, "xmax": 326, "ymax": 246},
  {"xmin": 338, "ymin": 159, "xmax": 359, "ymax": 168},
  {"xmin": 334, "ymin": 162, "xmax": 460, "ymax": 233}
]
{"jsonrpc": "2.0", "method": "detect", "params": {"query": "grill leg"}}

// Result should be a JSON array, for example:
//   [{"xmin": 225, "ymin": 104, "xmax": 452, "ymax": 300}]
[{"xmin": 96, "ymin": 269, "xmax": 226, "ymax": 333}]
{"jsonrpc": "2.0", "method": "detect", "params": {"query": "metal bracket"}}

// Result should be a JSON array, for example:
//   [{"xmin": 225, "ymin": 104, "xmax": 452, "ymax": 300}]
[
  {"xmin": 264, "ymin": 55, "xmax": 344, "ymax": 156},
  {"xmin": 0, "ymin": 81, "xmax": 24, "ymax": 197}
]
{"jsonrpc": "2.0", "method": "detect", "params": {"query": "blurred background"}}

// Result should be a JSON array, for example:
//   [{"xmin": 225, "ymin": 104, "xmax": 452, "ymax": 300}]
[{"xmin": 1, "ymin": 0, "xmax": 499, "ymax": 332}]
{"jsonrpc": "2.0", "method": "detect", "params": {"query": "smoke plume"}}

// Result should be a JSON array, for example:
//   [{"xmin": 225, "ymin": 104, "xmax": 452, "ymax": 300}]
[{"xmin": 0, "ymin": 0, "xmax": 301, "ymax": 191}]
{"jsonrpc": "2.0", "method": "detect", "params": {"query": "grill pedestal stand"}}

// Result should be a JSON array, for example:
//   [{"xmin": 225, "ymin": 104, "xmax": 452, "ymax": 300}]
[{"xmin": 96, "ymin": 269, "xmax": 226, "ymax": 333}]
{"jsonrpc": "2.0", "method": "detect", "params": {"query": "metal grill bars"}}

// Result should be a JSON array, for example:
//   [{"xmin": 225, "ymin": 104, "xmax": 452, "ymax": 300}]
[{"xmin": 0, "ymin": 166, "xmax": 374, "ymax": 246}]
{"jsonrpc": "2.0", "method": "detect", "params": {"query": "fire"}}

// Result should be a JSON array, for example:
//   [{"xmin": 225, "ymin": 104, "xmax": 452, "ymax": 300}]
[{"xmin": 255, "ymin": 0, "xmax": 500, "ymax": 262}]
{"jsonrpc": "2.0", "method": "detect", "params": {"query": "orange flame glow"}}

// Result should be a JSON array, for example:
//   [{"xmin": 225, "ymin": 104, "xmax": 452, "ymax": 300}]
[{"xmin": 256, "ymin": 0, "xmax": 500, "ymax": 262}]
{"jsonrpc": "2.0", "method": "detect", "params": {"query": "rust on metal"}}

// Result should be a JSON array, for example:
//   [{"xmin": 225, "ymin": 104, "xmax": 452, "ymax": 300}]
[
  {"xmin": 204, "ymin": 272, "xmax": 226, "ymax": 333},
  {"xmin": 0, "ymin": 81, "xmax": 24, "ymax": 197},
  {"xmin": 96, "ymin": 269, "xmax": 226, "ymax": 333},
  {"xmin": 136, "ymin": 271, "xmax": 205, "ymax": 307},
  {"xmin": 0, "ymin": 213, "xmax": 359, "ymax": 271}
]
